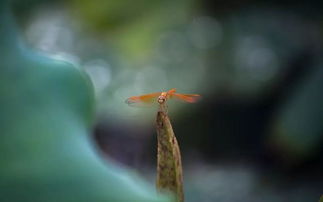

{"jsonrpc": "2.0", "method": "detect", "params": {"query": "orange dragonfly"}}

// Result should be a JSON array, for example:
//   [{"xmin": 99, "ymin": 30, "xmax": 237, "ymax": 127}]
[{"xmin": 125, "ymin": 88, "xmax": 201, "ymax": 107}]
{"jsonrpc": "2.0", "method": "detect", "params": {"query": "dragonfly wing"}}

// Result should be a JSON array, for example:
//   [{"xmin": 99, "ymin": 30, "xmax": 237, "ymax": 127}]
[
  {"xmin": 172, "ymin": 93, "xmax": 201, "ymax": 103},
  {"xmin": 167, "ymin": 88, "xmax": 177, "ymax": 94},
  {"xmin": 125, "ymin": 92, "xmax": 161, "ymax": 107}
]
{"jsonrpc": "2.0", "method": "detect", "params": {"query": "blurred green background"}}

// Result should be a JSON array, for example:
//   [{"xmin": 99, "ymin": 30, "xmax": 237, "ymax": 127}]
[{"xmin": 1, "ymin": 0, "xmax": 323, "ymax": 201}]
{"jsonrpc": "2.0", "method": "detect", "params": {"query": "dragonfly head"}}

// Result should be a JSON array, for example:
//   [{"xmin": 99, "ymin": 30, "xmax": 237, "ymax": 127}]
[{"xmin": 158, "ymin": 92, "xmax": 167, "ymax": 104}]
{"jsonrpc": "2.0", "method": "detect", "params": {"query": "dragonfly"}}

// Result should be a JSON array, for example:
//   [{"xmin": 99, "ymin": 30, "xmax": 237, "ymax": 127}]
[{"xmin": 125, "ymin": 88, "xmax": 201, "ymax": 110}]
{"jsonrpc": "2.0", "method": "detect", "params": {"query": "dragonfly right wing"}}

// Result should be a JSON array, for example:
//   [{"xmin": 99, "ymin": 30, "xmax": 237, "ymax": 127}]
[{"xmin": 125, "ymin": 92, "xmax": 161, "ymax": 107}]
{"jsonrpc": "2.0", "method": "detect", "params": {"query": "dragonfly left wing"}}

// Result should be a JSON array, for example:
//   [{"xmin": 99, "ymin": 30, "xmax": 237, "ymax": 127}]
[{"xmin": 172, "ymin": 93, "xmax": 201, "ymax": 103}]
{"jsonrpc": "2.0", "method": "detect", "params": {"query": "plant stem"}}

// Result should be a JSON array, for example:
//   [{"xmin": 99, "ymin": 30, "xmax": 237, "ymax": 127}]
[{"xmin": 156, "ymin": 110, "xmax": 184, "ymax": 202}]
